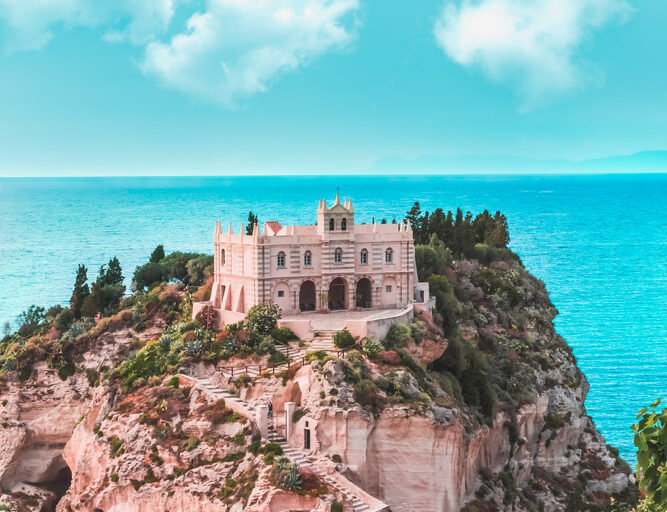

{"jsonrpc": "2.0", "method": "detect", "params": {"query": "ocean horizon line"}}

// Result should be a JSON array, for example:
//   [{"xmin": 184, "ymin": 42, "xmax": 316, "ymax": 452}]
[{"xmin": 1, "ymin": 170, "xmax": 667, "ymax": 179}]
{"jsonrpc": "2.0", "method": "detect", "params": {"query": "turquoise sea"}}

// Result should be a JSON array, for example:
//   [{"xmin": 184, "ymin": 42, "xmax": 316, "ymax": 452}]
[{"xmin": 1, "ymin": 175, "xmax": 666, "ymax": 464}]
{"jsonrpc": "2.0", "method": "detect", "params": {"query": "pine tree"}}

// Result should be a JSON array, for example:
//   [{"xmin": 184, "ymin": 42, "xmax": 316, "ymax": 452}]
[
  {"xmin": 70, "ymin": 264, "xmax": 90, "ymax": 318},
  {"xmin": 150, "ymin": 245, "xmax": 165, "ymax": 263},
  {"xmin": 104, "ymin": 257, "xmax": 124, "ymax": 286},
  {"xmin": 428, "ymin": 208, "xmax": 446, "ymax": 242}
]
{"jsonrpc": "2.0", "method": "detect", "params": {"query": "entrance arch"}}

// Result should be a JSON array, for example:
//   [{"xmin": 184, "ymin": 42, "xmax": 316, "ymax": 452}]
[
  {"xmin": 299, "ymin": 280, "xmax": 316, "ymax": 311},
  {"xmin": 328, "ymin": 277, "xmax": 347, "ymax": 310},
  {"xmin": 355, "ymin": 278, "xmax": 372, "ymax": 308}
]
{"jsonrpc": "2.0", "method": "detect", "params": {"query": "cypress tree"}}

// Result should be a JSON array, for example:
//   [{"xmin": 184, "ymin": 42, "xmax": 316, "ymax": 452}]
[
  {"xmin": 70, "ymin": 264, "xmax": 90, "ymax": 318},
  {"xmin": 150, "ymin": 245, "xmax": 165, "ymax": 263},
  {"xmin": 405, "ymin": 202, "xmax": 422, "ymax": 240},
  {"xmin": 246, "ymin": 212, "xmax": 259, "ymax": 235},
  {"xmin": 104, "ymin": 257, "xmax": 124, "ymax": 286}
]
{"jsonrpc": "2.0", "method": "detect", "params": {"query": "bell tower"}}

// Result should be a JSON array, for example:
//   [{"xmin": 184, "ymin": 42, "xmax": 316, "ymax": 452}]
[{"xmin": 317, "ymin": 192, "xmax": 354, "ymax": 237}]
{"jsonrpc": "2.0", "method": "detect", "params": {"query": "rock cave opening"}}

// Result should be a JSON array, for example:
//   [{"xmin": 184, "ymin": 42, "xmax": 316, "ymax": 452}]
[{"xmin": 39, "ymin": 465, "xmax": 72, "ymax": 512}]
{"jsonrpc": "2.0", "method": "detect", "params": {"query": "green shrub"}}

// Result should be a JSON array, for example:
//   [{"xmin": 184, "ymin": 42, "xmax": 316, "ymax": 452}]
[
  {"xmin": 222, "ymin": 451, "xmax": 245, "ymax": 462},
  {"xmin": 16, "ymin": 305, "xmax": 46, "ymax": 337},
  {"xmin": 385, "ymin": 323, "xmax": 412, "ymax": 348},
  {"xmin": 57, "ymin": 360, "xmax": 76, "ymax": 381},
  {"xmin": 272, "ymin": 461, "xmax": 302, "ymax": 491},
  {"xmin": 331, "ymin": 501, "xmax": 343, "ymax": 512},
  {"xmin": 545, "ymin": 412, "xmax": 565, "ymax": 429},
  {"xmin": 415, "ymin": 244, "xmax": 449, "ymax": 280},
  {"xmin": 468, "ymin": 244, "xmax": 520, "ymax": 266},
  {"xmin": 362, "ymin": 337, "xmax": 384, "ymax": 357},
  {"xmin": 432, "ymin": 336, "xmax": 496, "ymax": 419},
  {"xmin": 270, "ymin": 327, "xmax": 298, "ymax": 344},
  {"xmin": 246, "ymin": 303, "xmax": 281, "ymax": 336},
  {"xmin": 633, "ymin": 399, "xmax": 667, "ymax": 508},
  {"xmin": 234, "ymin": 374, "xmax": 252, "ymax": 388},
  {"xmin": 167, "ymin": 375, "xmax": 180, "ymax": 388},
  {"xmin": 109, "ymin": 436, "xmax": 123, "ymax": 458},
  {"xmin": 305, "ymin": 350, "xmax": 327, "ymax": 362},
  {"xmin": 55, "ymin": 308, "xmax": 75, "ymax": 332},
  {"xmin": 333, "ymin": 329, "xmax": 355, "ymax": 349},
  {"xmin": 248, "ymin": 440, "xmax": 261, "ymax": 455},
  {"xmin": 263, "ymin": 443, "xmax": 283, "ymax": 455},
  {"xmin": 85, "ymin": 368, "xmax": 100, "ymax": 387},
  {"xmin": 118, "ymin": 341, "xmax": 178, "ymax": 390},
  {"xmin": 268, "ymin": 351, "xmax": 287, "ymax": 365},
  {"xmin": 255, "ymin": 336, "xmax": 273, "ymax": 356},
  {"xmin": 427, "ymin": 274, "xmax": 461, "ymax": 336},
  {"xmin": 353, "ymin": 378, "xmax": 384, "ymax": 412}
]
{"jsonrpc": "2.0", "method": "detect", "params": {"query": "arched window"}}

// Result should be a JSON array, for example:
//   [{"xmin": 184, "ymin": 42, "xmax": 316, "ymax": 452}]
[
  {"xmin": 360, "ymin": 248, "xmax": 368, "ymax": 265},
  {"xmin": 277, "ymin": 251, "xmax": 286, "ymax": 268},
  {"xmin": 221, "ymin": 249, "xmax": 226, "ymax": 266},
  {"xmin": 329, "ymin": 218, "xmax": 335, "ymax": 231},
  {"xmin": 303, "ymin": 250, "xmax": 312, "ymax": 267},
  {"xmin": 385, "ymin": 247, "xmax": 393, "ymax": 264},
  {"xmin": 334, "ymin": 247, "xmax": 342, "ymax": 264},
  {"xmin": 341, "ymin": 218, "xmax": 347, "ymax": 230}
]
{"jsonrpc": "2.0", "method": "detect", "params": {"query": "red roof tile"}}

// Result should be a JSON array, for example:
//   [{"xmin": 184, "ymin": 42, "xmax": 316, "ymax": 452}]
[{"xmin": 265, "ymin": 221, "xmax": 282, "ymax": 234}]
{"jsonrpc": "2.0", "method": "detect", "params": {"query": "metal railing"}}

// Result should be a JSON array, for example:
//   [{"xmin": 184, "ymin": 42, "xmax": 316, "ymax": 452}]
[{"xmin": 215, "ymin": 345, "xmax": 352, "ymax": 380}]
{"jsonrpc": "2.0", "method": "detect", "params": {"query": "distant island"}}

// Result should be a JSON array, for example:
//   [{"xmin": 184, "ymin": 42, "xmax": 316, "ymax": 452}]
[{"xmin": 372, "ymin": 150, "xmax": 667, "ymax": 174}]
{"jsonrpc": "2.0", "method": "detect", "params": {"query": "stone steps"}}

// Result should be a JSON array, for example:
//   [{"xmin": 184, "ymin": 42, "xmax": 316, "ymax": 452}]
[
  {"xmin": 266, "ymin": 425, "xmax": 370, "ymax": 512},
  {"xmin": 189, "ymin": 372, "xmax": 387, "ymax": 512},
  {"xmin": 307, "ymin": 332, "xmax": 336, "ymax": 351}
]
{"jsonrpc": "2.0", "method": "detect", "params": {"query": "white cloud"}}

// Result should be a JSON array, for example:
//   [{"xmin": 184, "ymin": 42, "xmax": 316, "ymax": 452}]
[
  {"xmin": 434, "ymin": 0, "xmax": 635, "ymax": 107},
  {"xmin": 0, "ymin": 0, "xmax": 174, "ymax": 50},
  {"xmin": 0, "ymin": 0, "xmax": 359, "ymax": 106},
  {"xmin": 140, "ymin": 0, "xmax": 360, "ymax": 106}
]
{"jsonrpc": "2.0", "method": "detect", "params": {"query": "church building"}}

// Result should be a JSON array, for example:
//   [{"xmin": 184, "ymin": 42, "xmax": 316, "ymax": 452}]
[{"xmin": 194, "ymin": 194, "xmax": 430, "ymax": 331}]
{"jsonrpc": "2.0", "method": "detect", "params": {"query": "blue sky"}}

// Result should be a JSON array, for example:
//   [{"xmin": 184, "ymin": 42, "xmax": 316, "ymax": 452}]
[{"xmin": 0, "ymin": 0, "xmax": 666, "ymax": 176}]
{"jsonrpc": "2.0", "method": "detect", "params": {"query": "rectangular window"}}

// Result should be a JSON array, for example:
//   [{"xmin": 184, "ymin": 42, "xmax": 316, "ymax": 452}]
[
  {"xmin": 278, "ymin": 290, "xmax": 284, "ymax": 297},
  {"xmin": 385, "ymin": 285, "xmax": 392, "ymax": 293}
]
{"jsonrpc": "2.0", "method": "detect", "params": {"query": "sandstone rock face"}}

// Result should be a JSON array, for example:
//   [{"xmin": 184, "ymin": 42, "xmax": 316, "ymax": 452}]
[
  {"xmin": 0, "ymin": 363, "xmax": 91, "ymax": 494},
  {"xmin": 281, "ymin": 358, "xmax": 630, "ymax": 512},
  {"xmin": 314, "ymin": 402, "xmax": 541, "ymax": 512}
]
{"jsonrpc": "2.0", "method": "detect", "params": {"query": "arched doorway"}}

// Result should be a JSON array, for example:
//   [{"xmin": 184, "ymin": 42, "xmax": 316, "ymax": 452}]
[
  {"xmin": 299, "ymin": 280, "xmax": 316, "ymax": 311},
  {"xmin": 355, "ymin": 278, "xmax": 372, "ymax": 308},
  {"xmin": 328, "ymin": 277, "xmax": 347, "ymax": 310}
]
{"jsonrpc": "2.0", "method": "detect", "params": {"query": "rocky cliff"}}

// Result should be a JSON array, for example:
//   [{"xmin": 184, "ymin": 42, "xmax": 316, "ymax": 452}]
[
  {"xmin": 0, "ymin": 250, "xmax": 637, "ymax": 512},
  {"xmin": 238, "ymin": 255, "xmax": 636, "ymax": 512}
]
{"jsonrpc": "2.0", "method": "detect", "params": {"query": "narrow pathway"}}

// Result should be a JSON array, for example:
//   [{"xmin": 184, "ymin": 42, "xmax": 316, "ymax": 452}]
[{"xmin": 184, "ymin": 372, "xmax": 388, "ymax": 512}]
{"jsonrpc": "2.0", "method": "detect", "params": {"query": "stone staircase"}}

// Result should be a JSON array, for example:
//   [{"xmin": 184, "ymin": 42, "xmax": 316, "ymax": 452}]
[
  {"xmin": 273, "ymin": 343, "xmax": 304, "ymax": 359},
  {"xmin": 188, "ymin": 372, "xmax": 385, "ymax": 512},
  {"xmin": 307, "ymin": 329, "xmax": 338, "ymax": 352},
  {"xmin": 266, "ymin": 425, "xmax": 372, "ymax": 512}
]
